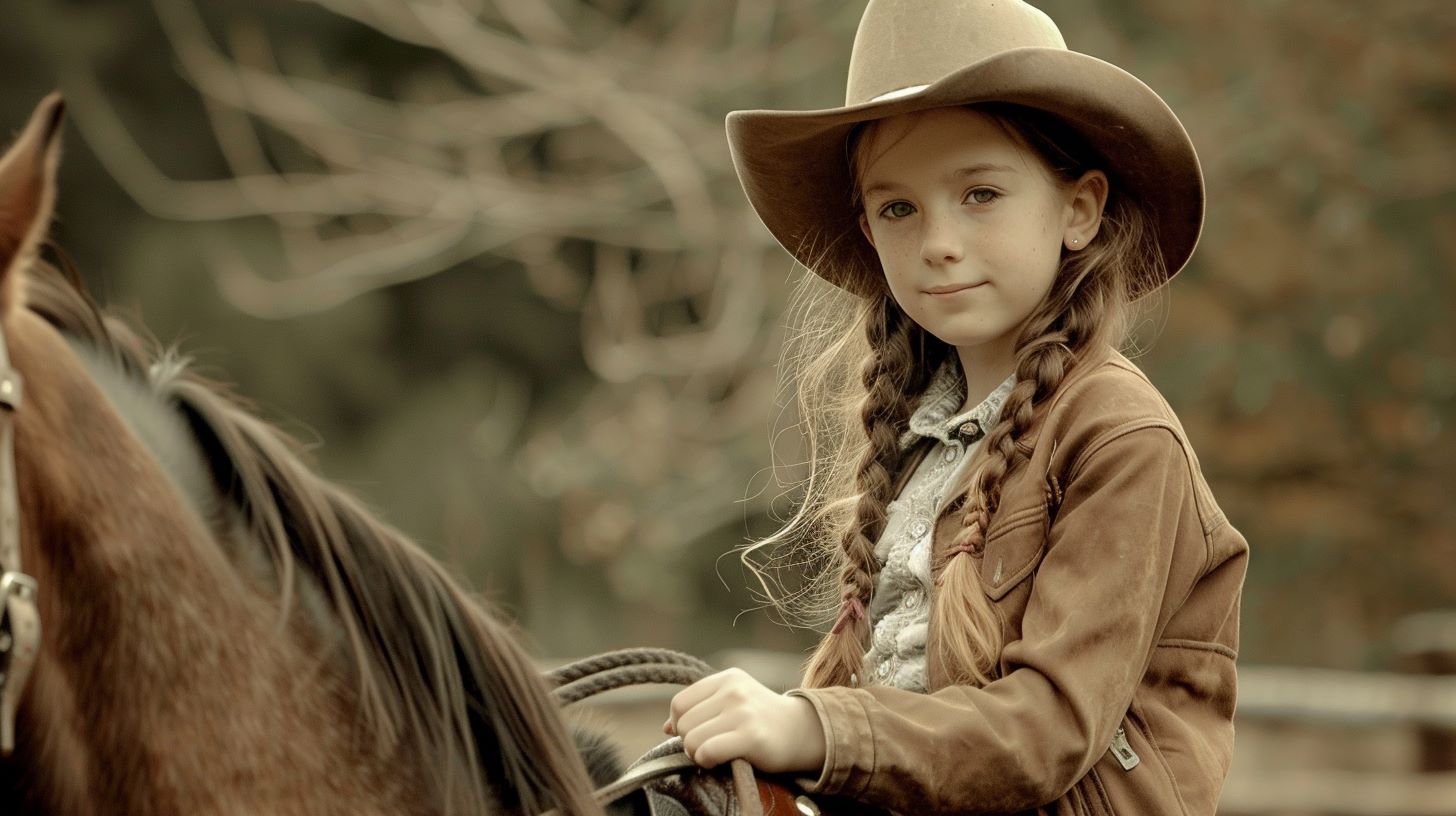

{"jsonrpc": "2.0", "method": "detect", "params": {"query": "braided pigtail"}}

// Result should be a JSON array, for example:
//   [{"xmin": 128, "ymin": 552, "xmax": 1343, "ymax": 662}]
[
  {"xmin": 928, "ymin": 329, "xmax": 1076, "ymax": 686},
  {"xmin": 801, "ymin": 294, "xmax": 920, "ymax": 688},
  {"xmin": 928, "ymin": 226, "xmax": 1146, "ymax": 686},
  {"xmin": 926, "ymin": 103, "xmax": 1153, "ymax": 688}
]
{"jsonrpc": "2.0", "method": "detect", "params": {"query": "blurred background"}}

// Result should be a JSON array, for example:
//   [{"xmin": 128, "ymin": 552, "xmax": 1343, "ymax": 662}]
[{"xmin": 2, "ymin": 1, "xmax": 1453, "ymax": 813}]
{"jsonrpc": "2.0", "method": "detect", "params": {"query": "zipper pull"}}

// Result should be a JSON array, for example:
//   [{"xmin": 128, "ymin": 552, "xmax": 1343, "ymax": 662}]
[{"xmin": 1110, "ymin": 726, "xmax": 1141, "ymax": 771}]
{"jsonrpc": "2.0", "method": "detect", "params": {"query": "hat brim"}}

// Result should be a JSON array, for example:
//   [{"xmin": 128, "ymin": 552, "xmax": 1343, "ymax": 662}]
[{"xmin": 726, "ymin": 47, "xmax": 1204, "ymax": 300}]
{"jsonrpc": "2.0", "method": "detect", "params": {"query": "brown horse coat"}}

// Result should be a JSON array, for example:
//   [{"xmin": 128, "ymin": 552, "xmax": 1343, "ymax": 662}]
[{"xmin": 0, "ymin": 94, "xmax": 609, "ymax": 816}]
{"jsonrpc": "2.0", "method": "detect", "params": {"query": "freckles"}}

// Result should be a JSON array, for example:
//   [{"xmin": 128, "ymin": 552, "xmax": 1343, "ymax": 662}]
[{"xmin": 888, "ymin": 241, "xmax": 919, "ymax": 268}]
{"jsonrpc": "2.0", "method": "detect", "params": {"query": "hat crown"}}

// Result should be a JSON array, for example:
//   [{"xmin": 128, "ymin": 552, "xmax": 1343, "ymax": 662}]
[{"xmin": 846, "ymin": 0, "xmax": 1067, "ymax": 105}]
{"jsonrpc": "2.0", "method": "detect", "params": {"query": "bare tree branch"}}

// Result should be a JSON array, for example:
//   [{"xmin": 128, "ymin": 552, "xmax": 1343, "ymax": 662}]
[{"xmin": 58, "ymin": 0, "xmax": 852, "ymax": 591}]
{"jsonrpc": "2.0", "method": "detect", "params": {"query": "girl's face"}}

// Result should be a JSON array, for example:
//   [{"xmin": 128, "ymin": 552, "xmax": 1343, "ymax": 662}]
[{"xmin": 856, "ymin": 107, "xmax": 1105, "ymax": 370}]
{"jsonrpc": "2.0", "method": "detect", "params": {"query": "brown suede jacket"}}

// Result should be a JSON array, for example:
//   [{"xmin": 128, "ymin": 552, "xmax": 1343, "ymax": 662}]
[{"xmin": 791, "ymin": 346, "xmax": 1248, "ymax": 816}]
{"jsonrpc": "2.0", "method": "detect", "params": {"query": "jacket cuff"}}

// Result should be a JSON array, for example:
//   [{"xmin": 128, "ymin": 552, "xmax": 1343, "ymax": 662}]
[{"xmin": 785, "ymin": 687, "xmax": 875, "ymax": 798}]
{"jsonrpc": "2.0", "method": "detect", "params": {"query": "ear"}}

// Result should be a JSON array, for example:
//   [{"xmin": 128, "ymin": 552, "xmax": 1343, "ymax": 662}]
[
  {"xmin": 1062, "ymin": 169, "xmax": 1108, "ymax": 251},
  {"xmin": 0, "ymin": 93, "xmax": 66, "ymax": 316},
  {"xmin": 858, "ymin": 212, "xmax": 876, "ymax": 249}
]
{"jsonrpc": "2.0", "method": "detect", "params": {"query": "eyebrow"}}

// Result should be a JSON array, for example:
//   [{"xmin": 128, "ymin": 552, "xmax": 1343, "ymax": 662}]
[{"xmin": 861, "ymin": 163, "xmax": 1018, "ymax": 198}]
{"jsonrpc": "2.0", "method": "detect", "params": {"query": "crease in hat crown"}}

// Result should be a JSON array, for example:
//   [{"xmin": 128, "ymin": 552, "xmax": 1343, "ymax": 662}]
[{"xmin": 846, "ymin": 0, "xmax": 1067, "ymax": 106}]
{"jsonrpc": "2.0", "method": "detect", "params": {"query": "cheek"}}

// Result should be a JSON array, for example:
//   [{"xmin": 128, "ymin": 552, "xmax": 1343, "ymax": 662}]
[
  {"xmin": 989, "ymin": 211, "xmax": 1062, "ymax": 286},
  {"xmin": 881, "ymin": 269, "xmax": 918, "ymax": 315},
  {"xmin": 868, "ymin": 225, "xmax": 915, "ymax": 264},
  {"xmin": 1012, "ymin": 249, "xmax": 1063, "ymax": 308},
  {"xmin": 868, "ymin": 232, "xmax": 916, "ymax": 287},
  {"xmin": 876, "ymin": 263, "xmax": 929, "ymax": 325}
]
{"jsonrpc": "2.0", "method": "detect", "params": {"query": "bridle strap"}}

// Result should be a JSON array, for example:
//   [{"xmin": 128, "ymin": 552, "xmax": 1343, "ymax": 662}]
[{"xmin": 0, "ymin": 323, "xmax": 38, "ymax": 755}]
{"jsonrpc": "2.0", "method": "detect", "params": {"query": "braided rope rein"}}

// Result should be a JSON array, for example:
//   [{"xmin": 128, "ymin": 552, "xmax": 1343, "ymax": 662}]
[
  {"xmin": 548, "ymin": 647, "xmax": 715, "ymax": 703},
  {"xmin": 542, "ymin": 647, "xmax": 766, "ymax": 816}
]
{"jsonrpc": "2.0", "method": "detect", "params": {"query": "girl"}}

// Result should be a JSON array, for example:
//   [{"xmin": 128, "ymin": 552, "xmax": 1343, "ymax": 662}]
[{"xmin": 665, "ymin": 1, "xmax": 1247, "ymax": 814}]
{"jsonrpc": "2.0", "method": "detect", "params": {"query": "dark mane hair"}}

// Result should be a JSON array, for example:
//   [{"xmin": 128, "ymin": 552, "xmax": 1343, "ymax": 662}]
[{"xmin": 22, "ymin": 255, "xmax": 605, "ymax": 816}]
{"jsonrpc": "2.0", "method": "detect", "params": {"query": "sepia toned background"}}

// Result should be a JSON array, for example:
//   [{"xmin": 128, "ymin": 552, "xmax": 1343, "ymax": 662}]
[{"xmin": 2, "ymin": 1, "xmax": 1453, "ymax": 811}]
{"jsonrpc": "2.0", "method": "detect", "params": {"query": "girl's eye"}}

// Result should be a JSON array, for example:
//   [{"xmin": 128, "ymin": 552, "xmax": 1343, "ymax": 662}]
[
  {"xmin": 879, "ymin": 201, "xmax": 915, "ymax": 219},
  {"xmin": 965, "ymin": 188, "xmax": 1000, "ymax": 205}
]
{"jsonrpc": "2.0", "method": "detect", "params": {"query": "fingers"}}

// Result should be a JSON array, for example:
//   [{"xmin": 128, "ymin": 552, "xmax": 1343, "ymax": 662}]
[
  {"xmin": 688, "ymin": 729, "xmax": 753, "ymax": 769},
  {"xmin": 664, "ymin": 668, "xmax": 764, "ymax": 766},
  {"xmin": 660, "ymin": 668, "xmax": 827, "ymax": 775},
  {"xmin": 666, "ymin": 667, "xmax": 746, "ymax": 734},
  {"xmin": 672, "ymin": 708, "xmax": 762, "ymax": 769},
  {"xmin": 668, "ymin": 668, "xmax": 736, "ymax": 721},
  {"xmin": 672, "ymin": 681, "xmax": 730, "ymax": 738}
]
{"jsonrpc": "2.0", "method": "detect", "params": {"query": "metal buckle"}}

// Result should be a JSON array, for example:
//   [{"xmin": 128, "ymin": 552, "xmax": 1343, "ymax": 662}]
[
  {"xmin": 0, "ymin": 565, "xmax": 35, "ymax": 601},
  {"xmin": 0, "ymin": 569, "xmax": 38, "ymax": 656},
  {"xmin": 0, "ymin": 570, "xmax": 37, "ymax": 607},
  {"xmin": 0, "ymin": 372, "xmax": 21, "ymax": 412},
  {"xmin": 0, "ymin": 570, "xmax": 39, "ymax": 754}
]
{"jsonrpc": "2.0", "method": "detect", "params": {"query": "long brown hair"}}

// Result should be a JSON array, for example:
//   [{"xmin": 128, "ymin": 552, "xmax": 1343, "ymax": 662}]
[{"xmin": 744, "ymin": 103, "xmax": 1164, "ymax": 689}]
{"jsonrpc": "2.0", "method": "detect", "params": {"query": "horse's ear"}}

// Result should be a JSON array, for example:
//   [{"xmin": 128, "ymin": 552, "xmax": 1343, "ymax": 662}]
[{"xmin": 0, "ymin": 93, "xmax": 66, "ymax": 316}]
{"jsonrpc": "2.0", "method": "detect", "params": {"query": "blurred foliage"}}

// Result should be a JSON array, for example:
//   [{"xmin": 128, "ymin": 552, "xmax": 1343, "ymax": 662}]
[{"xmin": 0, "ymin": 0, "xmax": 1451, "ymax": 667}]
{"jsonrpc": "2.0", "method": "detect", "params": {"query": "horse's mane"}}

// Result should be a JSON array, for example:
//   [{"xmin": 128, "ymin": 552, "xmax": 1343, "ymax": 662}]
[{"xmin": 22, "ymin": 256, "xmax": 604, "ymax": 816}]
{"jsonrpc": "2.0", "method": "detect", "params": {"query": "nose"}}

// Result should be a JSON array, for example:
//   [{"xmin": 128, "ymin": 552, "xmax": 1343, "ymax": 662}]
[{"xmin": 919, "ymin": 210, "xmax": 963, "ymax": 266}]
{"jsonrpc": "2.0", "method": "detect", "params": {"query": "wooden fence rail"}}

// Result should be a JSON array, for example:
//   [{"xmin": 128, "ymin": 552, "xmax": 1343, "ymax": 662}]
[{"xmin": 1236, "ymin": 665, "xmax": 1456, "ymax": 727}]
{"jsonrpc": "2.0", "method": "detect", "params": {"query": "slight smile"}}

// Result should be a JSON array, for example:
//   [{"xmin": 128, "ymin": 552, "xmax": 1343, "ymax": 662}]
[{"xmin": 924, "ymin": 282, "xmax": 986, "ymax": 296}]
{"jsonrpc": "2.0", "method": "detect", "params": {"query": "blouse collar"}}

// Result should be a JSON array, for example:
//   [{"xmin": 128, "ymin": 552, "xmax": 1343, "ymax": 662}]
[{"xmin": 900, "ymin": 358, "xmax": 1016, "ymax": 450}]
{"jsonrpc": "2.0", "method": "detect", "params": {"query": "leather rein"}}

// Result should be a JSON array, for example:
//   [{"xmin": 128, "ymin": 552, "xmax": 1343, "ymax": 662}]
[{"xmin": 0, "ymin": 322, "xmax": 39, "ymax": 755}]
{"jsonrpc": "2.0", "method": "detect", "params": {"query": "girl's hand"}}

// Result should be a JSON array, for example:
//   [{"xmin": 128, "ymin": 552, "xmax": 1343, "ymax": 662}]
[{"xmin": 664, "ymin": 667, "xmax": 827, "ymax": 773}]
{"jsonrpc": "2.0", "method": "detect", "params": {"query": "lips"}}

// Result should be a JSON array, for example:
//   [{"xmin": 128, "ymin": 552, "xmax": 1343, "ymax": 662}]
[{"xmin": 924, "ymin": 281, "xmax": 985, "ymax": 295}]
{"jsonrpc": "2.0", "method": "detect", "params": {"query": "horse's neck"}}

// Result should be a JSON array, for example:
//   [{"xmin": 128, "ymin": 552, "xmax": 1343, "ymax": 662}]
[
  {"xmin": 68, "ymin": 342, "xmax": 221, "ymax": 525},
  {"xmin": 66, "ymin": 343, "xmax": 323, "ymax": 611},
  {"xmin": 21, "ymin": 342, "xmax": 422, "ymax": 815}
]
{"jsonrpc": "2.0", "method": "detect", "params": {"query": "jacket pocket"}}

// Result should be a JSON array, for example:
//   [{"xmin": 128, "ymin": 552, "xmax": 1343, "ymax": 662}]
[
  {"xmin": 1088, "ymin": 709, "xmax": 1189, "ymax": 816},
  {"xmin": 977, "ymin": 503, "xmax": 1048, "ymax": 601}
]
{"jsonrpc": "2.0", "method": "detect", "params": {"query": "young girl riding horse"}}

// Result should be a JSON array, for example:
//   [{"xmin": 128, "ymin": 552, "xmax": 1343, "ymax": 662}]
[{"xmin": 665, "ymin": 1, "xmax": 1248, "ymax": 813}]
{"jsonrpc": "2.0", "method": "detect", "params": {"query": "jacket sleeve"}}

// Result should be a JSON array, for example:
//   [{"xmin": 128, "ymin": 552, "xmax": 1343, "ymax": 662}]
[{"xmin": 789, "ymin": 423, "xmax": 1208, "ymax": 815}]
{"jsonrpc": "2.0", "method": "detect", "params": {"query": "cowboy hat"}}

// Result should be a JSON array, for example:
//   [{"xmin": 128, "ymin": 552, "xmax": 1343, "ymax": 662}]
[{"xmin": 726, "ymin": 0, "xmax": 1204, "ymax": 299}]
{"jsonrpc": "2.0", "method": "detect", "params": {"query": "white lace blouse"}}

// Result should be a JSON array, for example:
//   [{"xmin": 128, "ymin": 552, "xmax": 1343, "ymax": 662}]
[{"xmin": 860, "ymin": 360, "xmax": 1016, "ymax": 691}]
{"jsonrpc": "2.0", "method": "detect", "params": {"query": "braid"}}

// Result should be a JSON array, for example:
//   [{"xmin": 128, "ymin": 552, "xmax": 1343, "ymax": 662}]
[
  {"xmin": 978, "ymin": 333, "xmax": 1074, "ymax": 513},
  {"xmin": 802, "ymin": 294, "xmax": 918, "ymax": 688},
  {"xmin": 927, "ymin": 322, "xmax": 1083, "ymax": 687},
  {"xmin": 915, "ymin": 102, "xmax": 1154, "ymax": 688},
  {"xmin": 928, "ymin": 234, "xmax": 1134, "ymax": 688}
]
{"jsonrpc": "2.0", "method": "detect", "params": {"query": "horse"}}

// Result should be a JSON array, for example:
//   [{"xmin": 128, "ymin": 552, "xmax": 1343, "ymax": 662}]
[{"xmin": 0, "ymin": 93, "xmax": 635, "ymax": 816}]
